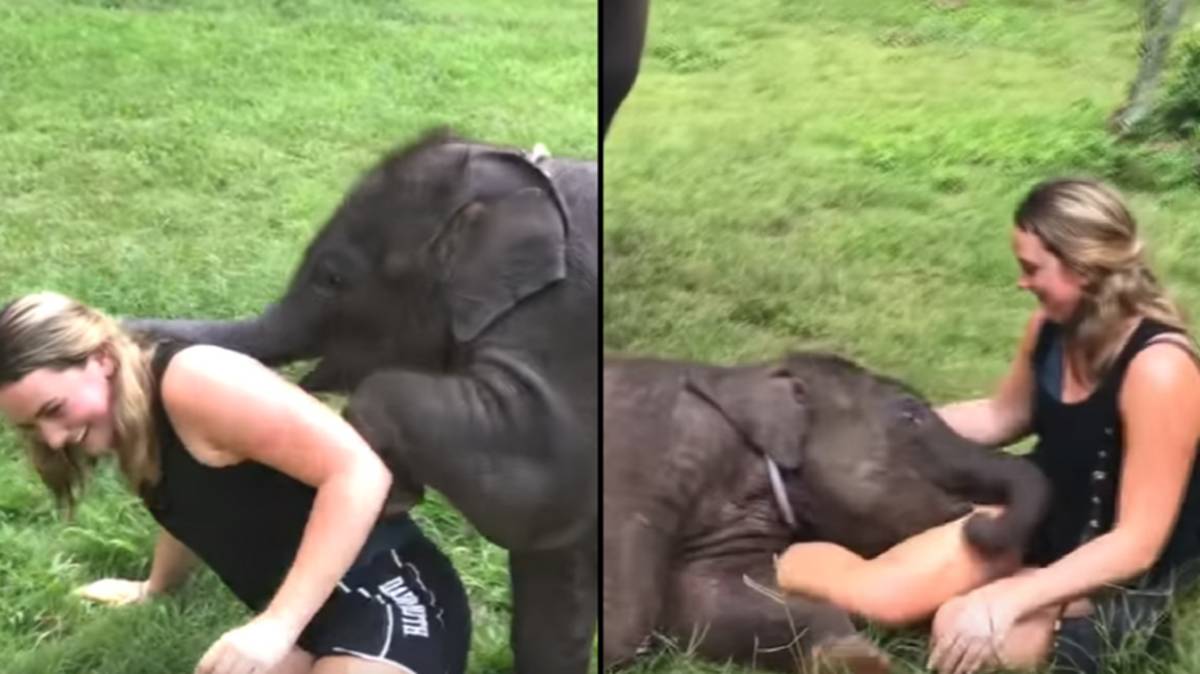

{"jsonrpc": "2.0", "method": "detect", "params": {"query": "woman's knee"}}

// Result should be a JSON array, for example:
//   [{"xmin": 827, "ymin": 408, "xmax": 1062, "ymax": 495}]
[
  {"xmin": 998, "ymin": 604, "xmax": 1060, "ymax": 670},
  {"xmin": 931, "ymin": 598, "xmax": 1058, "ymax": 670}
]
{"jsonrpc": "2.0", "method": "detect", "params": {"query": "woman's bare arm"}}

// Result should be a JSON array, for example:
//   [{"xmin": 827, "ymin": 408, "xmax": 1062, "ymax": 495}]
[
  {"xmin": 161, "ymin": 345, "xmax": 392, "ymax": 641},
  {"xmin": 144, "ymin": 527, "xmax": 198, "ymax": 596},
  {"xmin": 983, "ymin": 341, "xmax": 1200, "ymax": 616},
  {"xmin": 937, "ymin": 310, "xmax": 1044, "ymax": 447}
]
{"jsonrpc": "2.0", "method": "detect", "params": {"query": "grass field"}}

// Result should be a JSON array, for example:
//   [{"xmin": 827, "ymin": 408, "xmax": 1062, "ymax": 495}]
[
  {"xmin": 604, "ymin": 0, "xmax": 1200, "ymax": 672},
  {"xmin": 0, "ymin": 1, "xmax": 595, "ymax": 672}
]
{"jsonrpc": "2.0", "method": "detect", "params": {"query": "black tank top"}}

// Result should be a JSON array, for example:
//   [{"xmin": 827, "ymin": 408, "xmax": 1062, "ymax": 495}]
[
  {"xmin": 1027, "ymin": 317, "xmax": 1200, "ymax": 588},
  {"xmin": 140, "ymin": 340, "xmax": 418, "ymax": 610}
]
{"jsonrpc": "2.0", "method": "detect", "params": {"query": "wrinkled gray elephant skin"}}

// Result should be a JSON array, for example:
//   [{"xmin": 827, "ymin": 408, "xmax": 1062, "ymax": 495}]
[
  {"xmin": 128, "ymin": 129, "xmax": 598, "ymax": 674},
  {"xmin": 603, "ymin": 352, "xmax": 1051, "ymax": 672}
]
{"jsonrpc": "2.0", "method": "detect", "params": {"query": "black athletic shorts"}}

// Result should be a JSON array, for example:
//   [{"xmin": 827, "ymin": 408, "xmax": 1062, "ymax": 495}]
[{"xmin": 297, "ymin": 525, "xmax": 471, "ymax": 674}]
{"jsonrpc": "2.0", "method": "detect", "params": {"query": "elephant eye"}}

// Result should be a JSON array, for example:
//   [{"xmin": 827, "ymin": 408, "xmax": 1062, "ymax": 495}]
[
  {"xmin": 897, "ymin": 398, "xmax": 928, "ymax": 426},
  {"xmin": 313, "ymin": 263, "xmax": 349, "ymax": 295}
]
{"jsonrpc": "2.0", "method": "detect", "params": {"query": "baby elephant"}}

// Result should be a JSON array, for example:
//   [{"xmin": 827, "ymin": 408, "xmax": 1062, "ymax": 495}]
[{"xmin": 602, "ymin": 351, "xmax": 1051, "ymax": 673}]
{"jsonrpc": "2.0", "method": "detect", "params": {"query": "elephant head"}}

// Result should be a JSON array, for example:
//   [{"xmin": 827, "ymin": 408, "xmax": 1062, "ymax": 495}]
[
  {"xmin": 686, "ymin": 352, "xmax": 1051, "ymax": 558},
  {"xmin": 128, "ymin": 128, "xmax": 572, "ymax": 392}
]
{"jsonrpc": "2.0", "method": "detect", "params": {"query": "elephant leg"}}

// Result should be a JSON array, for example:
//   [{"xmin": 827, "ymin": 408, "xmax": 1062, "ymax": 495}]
[
  {"xmin": 601, "ymin": 506, "xmax": 673, "ymax": 669},
  {"xmin": 509, "ymin": 534, "xmax": 597, "ymax": 674},
  {"xmin": 662, "ymin": 559, "xmax": 886, "ymax": 674},
  {"xmin": 602, "ymin": 0, "xmax": 650, "ymax": 140},
  {"xmin": 346, "ymin": 358, "xmax": 595, "ymax": 552}
]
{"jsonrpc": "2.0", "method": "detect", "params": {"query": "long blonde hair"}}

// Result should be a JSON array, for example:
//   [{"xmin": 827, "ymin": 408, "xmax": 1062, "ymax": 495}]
[
  {"xmin": 1014, "ymin": 178, "xmax": 1189, "ymax": 383},
  {"xmin": 0, "ymin": 292, "xmax": 158, "ymax": 515}
]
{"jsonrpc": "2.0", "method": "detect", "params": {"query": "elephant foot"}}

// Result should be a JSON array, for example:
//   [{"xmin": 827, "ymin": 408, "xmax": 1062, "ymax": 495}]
[{"xmin": 809, "ymin": 635, "xmax": 891, "ymax": 674}]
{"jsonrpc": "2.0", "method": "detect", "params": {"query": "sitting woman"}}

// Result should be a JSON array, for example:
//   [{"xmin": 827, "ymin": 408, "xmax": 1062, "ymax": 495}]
[
  {"xmin": 0, "ymin": 292, "xmax": 471, "ymax": 674},
  {"xmin": 775, "ymin": 178, "xmax": 1200, "ymax": 674}
]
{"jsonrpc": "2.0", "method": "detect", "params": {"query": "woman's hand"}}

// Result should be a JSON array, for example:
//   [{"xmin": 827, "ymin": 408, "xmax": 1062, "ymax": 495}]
[
  {"xmin": 195, "ymin": 614, "xmax": 298, "ymax": 674},
  {"xmin": 73, "ymin": 578, "xmax": 150, "ymax": 606},
  {"xmin": 927, "ymin": 583, "xmax": 1024, "ymax": 674}
]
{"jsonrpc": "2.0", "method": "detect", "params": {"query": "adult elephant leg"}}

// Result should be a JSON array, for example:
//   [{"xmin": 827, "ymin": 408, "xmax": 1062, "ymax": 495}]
[
  {"xmin": 662, "ymin": 560, "xmax": 887, "ymax": 674},
  {"xmin": 509, "ymin": 534, "xmax": 597, "ymax": 674},
  {"xmin": 602, "ymin": 0, "xmax": 650, "ymax": 140}
]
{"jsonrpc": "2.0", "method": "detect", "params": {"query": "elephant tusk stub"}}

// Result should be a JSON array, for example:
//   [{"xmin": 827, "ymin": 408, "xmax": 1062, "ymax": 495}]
[{"xmin": 766, "ymin": 456, "xmax": 799, "ymax": 532}]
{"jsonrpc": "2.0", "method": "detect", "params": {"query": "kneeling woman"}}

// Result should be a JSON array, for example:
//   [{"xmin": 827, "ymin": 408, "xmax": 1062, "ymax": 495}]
[
  {"xmin": 776, "ymin": 179, "xmax": 1200, "ymax": 674},
  {"xmin": 0, "ymin": 292, "xmax": 471, "ymax": 674}
]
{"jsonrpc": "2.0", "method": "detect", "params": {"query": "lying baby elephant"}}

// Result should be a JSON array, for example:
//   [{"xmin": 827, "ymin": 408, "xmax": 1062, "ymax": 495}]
[{"xmin": 602, "ymin": 351, "xmax": 1051, "ymax": 672}]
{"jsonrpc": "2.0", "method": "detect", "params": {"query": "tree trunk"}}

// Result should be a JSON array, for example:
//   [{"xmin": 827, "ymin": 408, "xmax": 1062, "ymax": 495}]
[{"xmin": 1110, "ymin": 0, "xmax": 1189, "ymax": 135}]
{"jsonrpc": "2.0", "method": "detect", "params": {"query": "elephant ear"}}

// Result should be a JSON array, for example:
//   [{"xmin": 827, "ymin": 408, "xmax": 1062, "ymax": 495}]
[
  {"xmin": 462, "ymin": 147, "xmax": 567, "ymax": 206},
  {"xmin": 686, "ymin": 365, "xmax": 810, "ymax": 469},
  {"xmin": 446, "ymin": 186, "xmax": 567, "ymax": 342}
]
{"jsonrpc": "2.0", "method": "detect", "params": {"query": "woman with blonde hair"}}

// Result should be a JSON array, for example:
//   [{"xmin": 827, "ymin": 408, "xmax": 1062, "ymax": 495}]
[
  {"xmin": 0, "ymin": 292, "xmax": 471, "ymax": 674},
  {"xmin": 775, "ymin": 178, "xmax": 1200, "ymax": 674}
]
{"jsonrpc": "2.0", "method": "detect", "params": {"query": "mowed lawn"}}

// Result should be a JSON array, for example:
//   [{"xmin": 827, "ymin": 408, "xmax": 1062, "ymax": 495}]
[
  {"xmin": 605, "ymin": 1, "xmax": 1200, "ymax": 672},
  {"xmin": 0, "ymin": 1, "xmax": 595, "ymax": 672}
]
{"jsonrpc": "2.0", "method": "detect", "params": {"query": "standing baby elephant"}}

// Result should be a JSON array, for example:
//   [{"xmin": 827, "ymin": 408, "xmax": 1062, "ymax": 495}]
[
  {"xmin": 129, "ymin": 129, "xmax": 598, "ymax": 674},
  {"xmin": 603, "ymin": 352, "xmax": 1051, "ymax": 673}
]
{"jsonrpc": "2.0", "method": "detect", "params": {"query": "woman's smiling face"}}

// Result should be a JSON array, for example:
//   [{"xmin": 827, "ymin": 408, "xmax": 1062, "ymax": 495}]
[
  {"xmin": 1012, "ymin": 227, "xmax": 1087, "ymax": 323},
  {"xmin": 0, "ymin": 352, "xmax": 116, "ymax": 456}
]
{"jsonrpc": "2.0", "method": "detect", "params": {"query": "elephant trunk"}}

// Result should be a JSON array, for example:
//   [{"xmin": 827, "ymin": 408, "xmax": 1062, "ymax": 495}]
[
  {"xmin": 961, "ymin": 452, "xmax": 1053, "ymax": 555},
  {"xmin": 123, "ymin": 302, "xmax": 318, "ymax": 366}
]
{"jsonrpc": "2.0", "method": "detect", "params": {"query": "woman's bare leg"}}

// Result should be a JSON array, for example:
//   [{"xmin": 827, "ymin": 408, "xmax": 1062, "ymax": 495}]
[
  {"xmin": 266, "ymin": 647, "xmax": 315, "ymax": 674},
  {"xmin": 311, "ymin": 655, "xmax": 416, "ymax": 673},
  {"xmin": 776, "ymin": 506, "xmax": 1021, "ymax": 626},
  {"xmin": 994, "ymin": 603, "xmax": 1060, "ymax": 670}
]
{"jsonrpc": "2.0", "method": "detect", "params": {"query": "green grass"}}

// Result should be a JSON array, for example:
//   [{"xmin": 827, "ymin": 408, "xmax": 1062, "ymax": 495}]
[
  {"xmin": 0, "ymin": 1, "xmax": 594, "ymax": 672},
  {"xmin": 605, "ymin": 0, "xmax": 1200, "ymax": 672}
]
